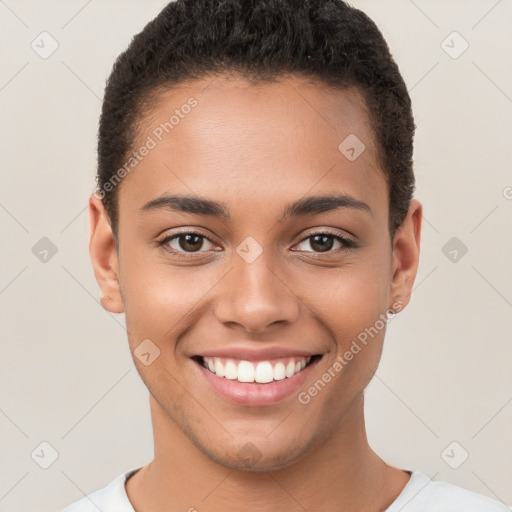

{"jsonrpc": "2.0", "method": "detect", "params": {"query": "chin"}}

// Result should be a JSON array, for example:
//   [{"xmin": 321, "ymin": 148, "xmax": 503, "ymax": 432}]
[
  {"xmin": 189, "ymin": 429, "xmax": 313, "ymax": 473},
  {"xmin": 207, "ymin": 444, "xmax": 306, "ymax": 473}
]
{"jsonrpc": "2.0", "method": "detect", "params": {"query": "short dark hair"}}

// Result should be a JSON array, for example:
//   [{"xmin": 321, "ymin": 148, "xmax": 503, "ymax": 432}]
[{"xmin": 97, "ymin": 0, "xmax": 415, "ymax": 244}]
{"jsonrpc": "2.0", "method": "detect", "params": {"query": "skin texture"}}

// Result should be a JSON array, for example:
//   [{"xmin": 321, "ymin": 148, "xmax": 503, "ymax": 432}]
[{"xmin": 89, "ymin": 74, "xmax": 422, "ymax": 511}]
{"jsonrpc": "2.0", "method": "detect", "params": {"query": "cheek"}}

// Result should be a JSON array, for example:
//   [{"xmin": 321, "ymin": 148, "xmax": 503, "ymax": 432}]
[
  {"xmin": 121, "ymin": 255, "xmax": 219, "ymax": 345},
  {"xmin": 300, "ymin": 255, "xmax": 390, "ymax": 344}
]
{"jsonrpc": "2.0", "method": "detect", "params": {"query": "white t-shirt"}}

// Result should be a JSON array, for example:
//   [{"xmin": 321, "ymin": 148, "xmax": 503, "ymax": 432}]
[{"xmin": 60, "ymin": 467, "xmax": 512, "ymax": 511}]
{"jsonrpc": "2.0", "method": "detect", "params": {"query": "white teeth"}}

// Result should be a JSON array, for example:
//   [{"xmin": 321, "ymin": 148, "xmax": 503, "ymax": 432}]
[
  {"xmin": 285, "ymin": 361, "xmax": 296, "ymax": 378},
  {"xmin": 214, "ymin": 358, "xmax": 225, "ymax": 377},
  {"xmin": 224, "ymin": 360, "xmax": 238, "ymax": 380},
  {"xmin": 255, "ymin": 361, "xmax": 274, "ymax": 383},
  {"xmin": 237, "ymin": 360, "xmax": 255, "ymax": 382},
  {"xmin": 273, "ymin": 362, "xmax": 286, "ymax": 381},
  {"xmin": 202, "ymin": 356, "xmax": 313, "ymax": 383}
]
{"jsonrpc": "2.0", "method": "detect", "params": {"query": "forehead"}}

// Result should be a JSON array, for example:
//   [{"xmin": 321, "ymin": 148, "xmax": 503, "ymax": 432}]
[{"xmin": 119, "ymin": 75, "xmax": 387, "ymax": 224}]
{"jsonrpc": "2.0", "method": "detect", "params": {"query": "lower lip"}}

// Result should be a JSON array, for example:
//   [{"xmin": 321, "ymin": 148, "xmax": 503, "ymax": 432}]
[{"xmin": 193, "ymin": 358, "xmax": 320, "ymax": 407}]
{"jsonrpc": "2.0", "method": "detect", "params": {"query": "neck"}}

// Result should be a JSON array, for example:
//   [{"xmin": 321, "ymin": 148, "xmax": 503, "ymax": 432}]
[{"xmin": 126, "ymin": 393, "xmax": 408, "ymax": 511}]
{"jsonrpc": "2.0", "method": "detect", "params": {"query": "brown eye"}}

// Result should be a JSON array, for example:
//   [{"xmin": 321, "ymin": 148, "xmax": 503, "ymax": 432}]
[
  {"xmin": 295, "ymin": 232, "xmax": 356, "ymax": 253},
  {"xmin": 309, "ymin": 234, "xmax": 334, "ymax": 252},
  {"xmin": 177, "ymin": 234, "xmax": 204, "ymax": 252},
  {"xmin": 159, "ymin": 232, "xmax": 217, "ymax": 254}
]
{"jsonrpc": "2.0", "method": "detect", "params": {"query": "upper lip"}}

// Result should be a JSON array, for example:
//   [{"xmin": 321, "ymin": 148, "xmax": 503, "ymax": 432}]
[{"xmin": 194, "ymin": 346, "xmax": 321, "ymax": 361}]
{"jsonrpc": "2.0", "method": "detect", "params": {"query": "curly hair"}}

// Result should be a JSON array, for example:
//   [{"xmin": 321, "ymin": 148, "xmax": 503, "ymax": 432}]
[{"xmin": 96, "ymin": 0, "xmax": 415, "ymax": 243}]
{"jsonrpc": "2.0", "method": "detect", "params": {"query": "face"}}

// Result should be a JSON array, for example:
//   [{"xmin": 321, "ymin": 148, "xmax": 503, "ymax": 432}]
[{"xmin": 90, "ymin": 74, "xmax": 422, "ymax": 471}]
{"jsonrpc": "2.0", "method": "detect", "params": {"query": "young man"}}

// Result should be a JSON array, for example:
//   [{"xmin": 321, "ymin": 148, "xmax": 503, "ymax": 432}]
[{"xmin": 62, "ymin": 0, "xmax": 510, "ymax": 510}]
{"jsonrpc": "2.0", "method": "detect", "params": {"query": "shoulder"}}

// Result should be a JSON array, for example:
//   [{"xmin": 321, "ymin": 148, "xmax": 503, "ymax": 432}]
[
  {"xmin": 59, "ymin": 468, "xmax": 141, "ymax": 512},
  {"xmin": 387, "ymin": 470, "xmax": 512, "ymax": 512}
]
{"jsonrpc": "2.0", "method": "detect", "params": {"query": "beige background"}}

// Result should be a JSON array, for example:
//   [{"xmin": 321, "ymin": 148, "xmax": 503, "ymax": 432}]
[{"xmin": 0, "ymin": 1, "xmax": 511, "ymax": 511}]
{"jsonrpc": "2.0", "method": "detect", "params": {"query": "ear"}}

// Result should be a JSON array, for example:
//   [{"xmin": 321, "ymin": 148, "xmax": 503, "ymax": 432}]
[
  {"xmin": 389, "ymin": 199, "xmax": 422, "ymax": 311},
  {"xmin": 89, "ymin": 193, "xmax": 124, "ymax": 313}
]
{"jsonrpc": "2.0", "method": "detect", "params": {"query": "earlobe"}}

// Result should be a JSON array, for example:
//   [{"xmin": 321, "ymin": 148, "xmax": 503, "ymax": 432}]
[
  {"xmin": 389, "ymin": 199, "xmax": 422, "ymax": 311},
  {"xmin": 89, "ymin": 193, "xmax": 124, "ymax": 314}
]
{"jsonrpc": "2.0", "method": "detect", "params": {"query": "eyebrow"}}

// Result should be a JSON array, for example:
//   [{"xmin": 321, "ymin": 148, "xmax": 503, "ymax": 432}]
[{"xmin": 140, "ymin": 193, "xmax": 372, "ymax": 220}]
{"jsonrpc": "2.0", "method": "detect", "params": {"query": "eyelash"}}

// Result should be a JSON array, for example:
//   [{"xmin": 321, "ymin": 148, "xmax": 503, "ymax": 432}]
[{"xmin": 157, "ymin": 229, "xmax": 357, "ymax": 258}]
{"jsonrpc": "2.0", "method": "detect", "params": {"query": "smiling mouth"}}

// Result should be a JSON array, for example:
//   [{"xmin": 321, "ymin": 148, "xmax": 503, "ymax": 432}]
[{"xmin": 192, "ymin": 355, "xmax": 323, "ymax": 384}]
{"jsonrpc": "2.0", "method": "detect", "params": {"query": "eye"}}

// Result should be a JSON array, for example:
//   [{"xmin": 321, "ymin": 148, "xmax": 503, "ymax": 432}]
[
  {"xmin": 294, "ymin": 232, "xmax": 356, "ymax": 253},
  {"xmin": 157, "ymin": 229, "xmax": 357, "ymax": 258},
  {"xmin": 158, "ymin": 231, "xmax": 218, "ymax": 255}
]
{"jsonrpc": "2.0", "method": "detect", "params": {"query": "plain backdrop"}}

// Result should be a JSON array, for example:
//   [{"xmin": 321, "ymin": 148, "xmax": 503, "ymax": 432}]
[{"xmin": 0, "ymin": 1, "xmax": 511, "ymax": 511}]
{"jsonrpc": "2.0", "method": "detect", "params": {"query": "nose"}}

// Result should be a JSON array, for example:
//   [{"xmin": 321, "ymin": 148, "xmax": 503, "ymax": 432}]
[{"xmin": 213, "ymin": 249, "xmax": 301, "ymax": 334}]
